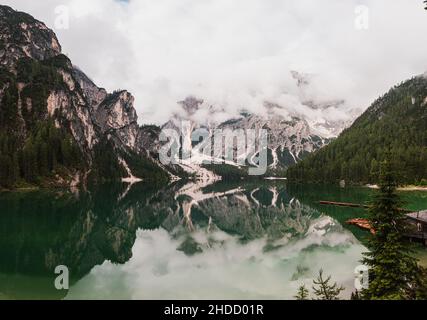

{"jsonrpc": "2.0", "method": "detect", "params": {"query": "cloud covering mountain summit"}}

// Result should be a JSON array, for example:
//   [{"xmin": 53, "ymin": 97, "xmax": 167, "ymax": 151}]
[{"xmin": 4, "ymin": 0, "xmax": 427, "ymax": 126}]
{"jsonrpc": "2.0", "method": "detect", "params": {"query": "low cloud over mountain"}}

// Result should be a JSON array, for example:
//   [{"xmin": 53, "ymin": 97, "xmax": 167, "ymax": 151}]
[{"xmin": 4, "ymin": 0, "xmax": 427, "ymax": 126}]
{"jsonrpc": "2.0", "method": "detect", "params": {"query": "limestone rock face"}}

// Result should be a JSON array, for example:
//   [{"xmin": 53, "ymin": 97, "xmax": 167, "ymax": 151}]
[
  {"xmin": 0, "ymin": 5, "xmax": 61, "ymax": 69},
  {"xmin": 94, "ymin": 90, "xmax": 139, "ymax": 149},
  {"xmin": 0, "ymin": 5, "xmax": 168, "ymax": 183}
]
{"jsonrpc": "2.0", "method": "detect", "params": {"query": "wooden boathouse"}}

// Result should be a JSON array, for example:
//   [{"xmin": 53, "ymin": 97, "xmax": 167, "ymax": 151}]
[{"xmin": 406, "ymin": 211, "xmax": 427, "ymax": 246}]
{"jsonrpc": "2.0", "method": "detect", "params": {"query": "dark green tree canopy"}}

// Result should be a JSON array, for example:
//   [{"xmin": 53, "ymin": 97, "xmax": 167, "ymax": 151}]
[
  {"xmin": 287, "ymin": 76, "xmax": 427, "ymax": 185},
  {"xmin": 362, "ymin": 160, "xmax": 425, "ymax": 299}
]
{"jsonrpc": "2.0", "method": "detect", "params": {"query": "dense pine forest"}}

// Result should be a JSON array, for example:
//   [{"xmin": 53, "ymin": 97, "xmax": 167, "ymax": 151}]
[
  {"xmin": 0, "ymin": 121, "xmax": 82, "ymax": 188},
  {"xmin": 0, "ymin": 54, "xmax": 169, "ymax": 189},
  {"xmin": 0, "ymin": 55, "xmax": 84, "ymax": 189},
  {"xmin": 287, "ymin": 76, "xmax": 427, "ymax": 185}
]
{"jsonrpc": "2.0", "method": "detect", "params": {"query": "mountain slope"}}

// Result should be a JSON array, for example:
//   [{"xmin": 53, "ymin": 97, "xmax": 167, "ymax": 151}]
[
  {"xmin": 0, "ymin": 5, "xmax": 360, "ymax": 188},
  {"xmin": 287, "ymin": 76, "xmax": 427, "ymax": 184},
  {"xmin": 218, "ymin": 113, "xmax": 333, "ymax": 171},
  {"xmin": 0, "ymin": 5, "xmax": 169, "ymax": 189},
  {"xmin": 160, "ymin": 91, "xmax": 354, "ymax": 179}
]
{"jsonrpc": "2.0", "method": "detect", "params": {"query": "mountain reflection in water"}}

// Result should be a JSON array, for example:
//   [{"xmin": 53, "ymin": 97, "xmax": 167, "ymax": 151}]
[{"xmin": 0, "ymin": 180, "xmax": 366, "ymax": 300}]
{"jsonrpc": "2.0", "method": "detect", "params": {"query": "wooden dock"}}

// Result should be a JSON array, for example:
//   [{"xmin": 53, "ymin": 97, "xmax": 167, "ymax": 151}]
[{"xmin": 319, "ymin": 201, "xmax": 370, "ymax": 209}]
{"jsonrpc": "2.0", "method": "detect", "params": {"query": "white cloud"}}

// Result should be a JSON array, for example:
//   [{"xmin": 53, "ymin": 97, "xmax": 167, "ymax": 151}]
[{"xmin": 4, "ymin": 0, "xmax": 427, "ymax": 125}]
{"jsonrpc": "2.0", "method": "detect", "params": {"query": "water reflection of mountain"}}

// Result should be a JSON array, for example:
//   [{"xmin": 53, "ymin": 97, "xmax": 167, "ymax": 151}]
[{"xmin": 0, "ymin": 180, "xmax": 358, "ymax": 299}]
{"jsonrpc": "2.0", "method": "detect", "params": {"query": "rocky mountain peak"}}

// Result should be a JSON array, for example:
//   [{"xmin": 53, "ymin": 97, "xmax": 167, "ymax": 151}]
[
  {"xmin": 291, "ymin": 70, "xmax": 312, "ymax": 87},
  {"xmin": 72, "ymin": 66, "xmax": 108, "ymax": 107},
  {"xmin": 178, "ymin": 96, "xmax": 204, "ymax": 116},
  {"xmin": 0, "ymin": 5, "xmax": 61, "ymax": 69},
  {"xmin": 98, "ymin": 90, "xmax": 137, "ymax": 129}
]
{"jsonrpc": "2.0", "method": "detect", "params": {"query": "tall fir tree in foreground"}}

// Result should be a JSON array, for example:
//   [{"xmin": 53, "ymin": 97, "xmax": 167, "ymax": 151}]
[
  {"xmin": 361, "ymin": 159, "xmax": 423, "ymax": 299},
  {"xmin": 312, "ymin": 269, "xmax": 344, "ymax": 300}
]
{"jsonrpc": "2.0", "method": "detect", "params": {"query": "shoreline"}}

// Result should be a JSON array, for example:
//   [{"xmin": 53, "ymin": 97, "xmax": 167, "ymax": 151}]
[
  {"xmin": 366, "ymin": 184, "xmax": 427, "ymax": 191},
  {"xmin": 0, "ymin": 186, "xmax": 40, "ymax": 194}
]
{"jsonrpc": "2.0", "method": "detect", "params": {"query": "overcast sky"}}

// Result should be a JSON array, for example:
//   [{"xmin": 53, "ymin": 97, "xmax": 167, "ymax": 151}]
[{"xmin": 4, "ymin": 0, "xmax": 427, "ymax": 125}]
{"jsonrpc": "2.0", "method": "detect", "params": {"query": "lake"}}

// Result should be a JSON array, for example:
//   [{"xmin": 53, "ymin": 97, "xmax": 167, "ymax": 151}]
[{"xmin": 1, "ymin": 180, "xmax": 426, "ymax": 300}]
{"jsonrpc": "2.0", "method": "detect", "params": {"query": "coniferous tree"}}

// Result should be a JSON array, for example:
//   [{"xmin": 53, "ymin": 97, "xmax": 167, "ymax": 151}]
[
  {"xmin": 0, "ymin": 154, "xmax": 13, "ymax": 188},
  {"xmin": 287, "ymin": 76, "xmax": 427, "ymax": 185},
  {"xmin": 351, "ymin": 290, "xmax": 361, "ymax": 300},
  {"xmin": 312, "ymin": 269, "xmax": 344, "ymax": 300},
  {"xmin": 11, "ymin": 152, "xmax": 19, "ymax": 183},
  {"xmin": 22, "ymin": 139, "xmax": 38, "ymax": 183},
  {"xmin": 294, "ymin": 284, "xmax": 310, "ymax": 300},
  {"xmin": 361, "ymin": 159, "xmax": 422, "ymax": 300}
]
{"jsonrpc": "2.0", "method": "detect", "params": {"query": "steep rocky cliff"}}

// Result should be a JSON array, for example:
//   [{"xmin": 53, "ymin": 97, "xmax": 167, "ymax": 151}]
[
  {"xmin": 0, "ymin": 5, "xmax": 169, "ymax": 188},
  {"xmin": 160, "ymin": 95, "xmax": 350, "ymax": 178}
]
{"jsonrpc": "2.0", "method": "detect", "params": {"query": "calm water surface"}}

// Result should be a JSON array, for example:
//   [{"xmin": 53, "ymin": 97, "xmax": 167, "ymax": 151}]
[{"xmin": 0, "ymin": 181, "xmax": 426, "ymax": 300}]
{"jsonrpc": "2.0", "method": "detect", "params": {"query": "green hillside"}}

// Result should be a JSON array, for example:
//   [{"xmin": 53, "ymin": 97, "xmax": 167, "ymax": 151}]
[{"xmin": 287, "ymin": 75, "xmax": 427, "ymax": 185}]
